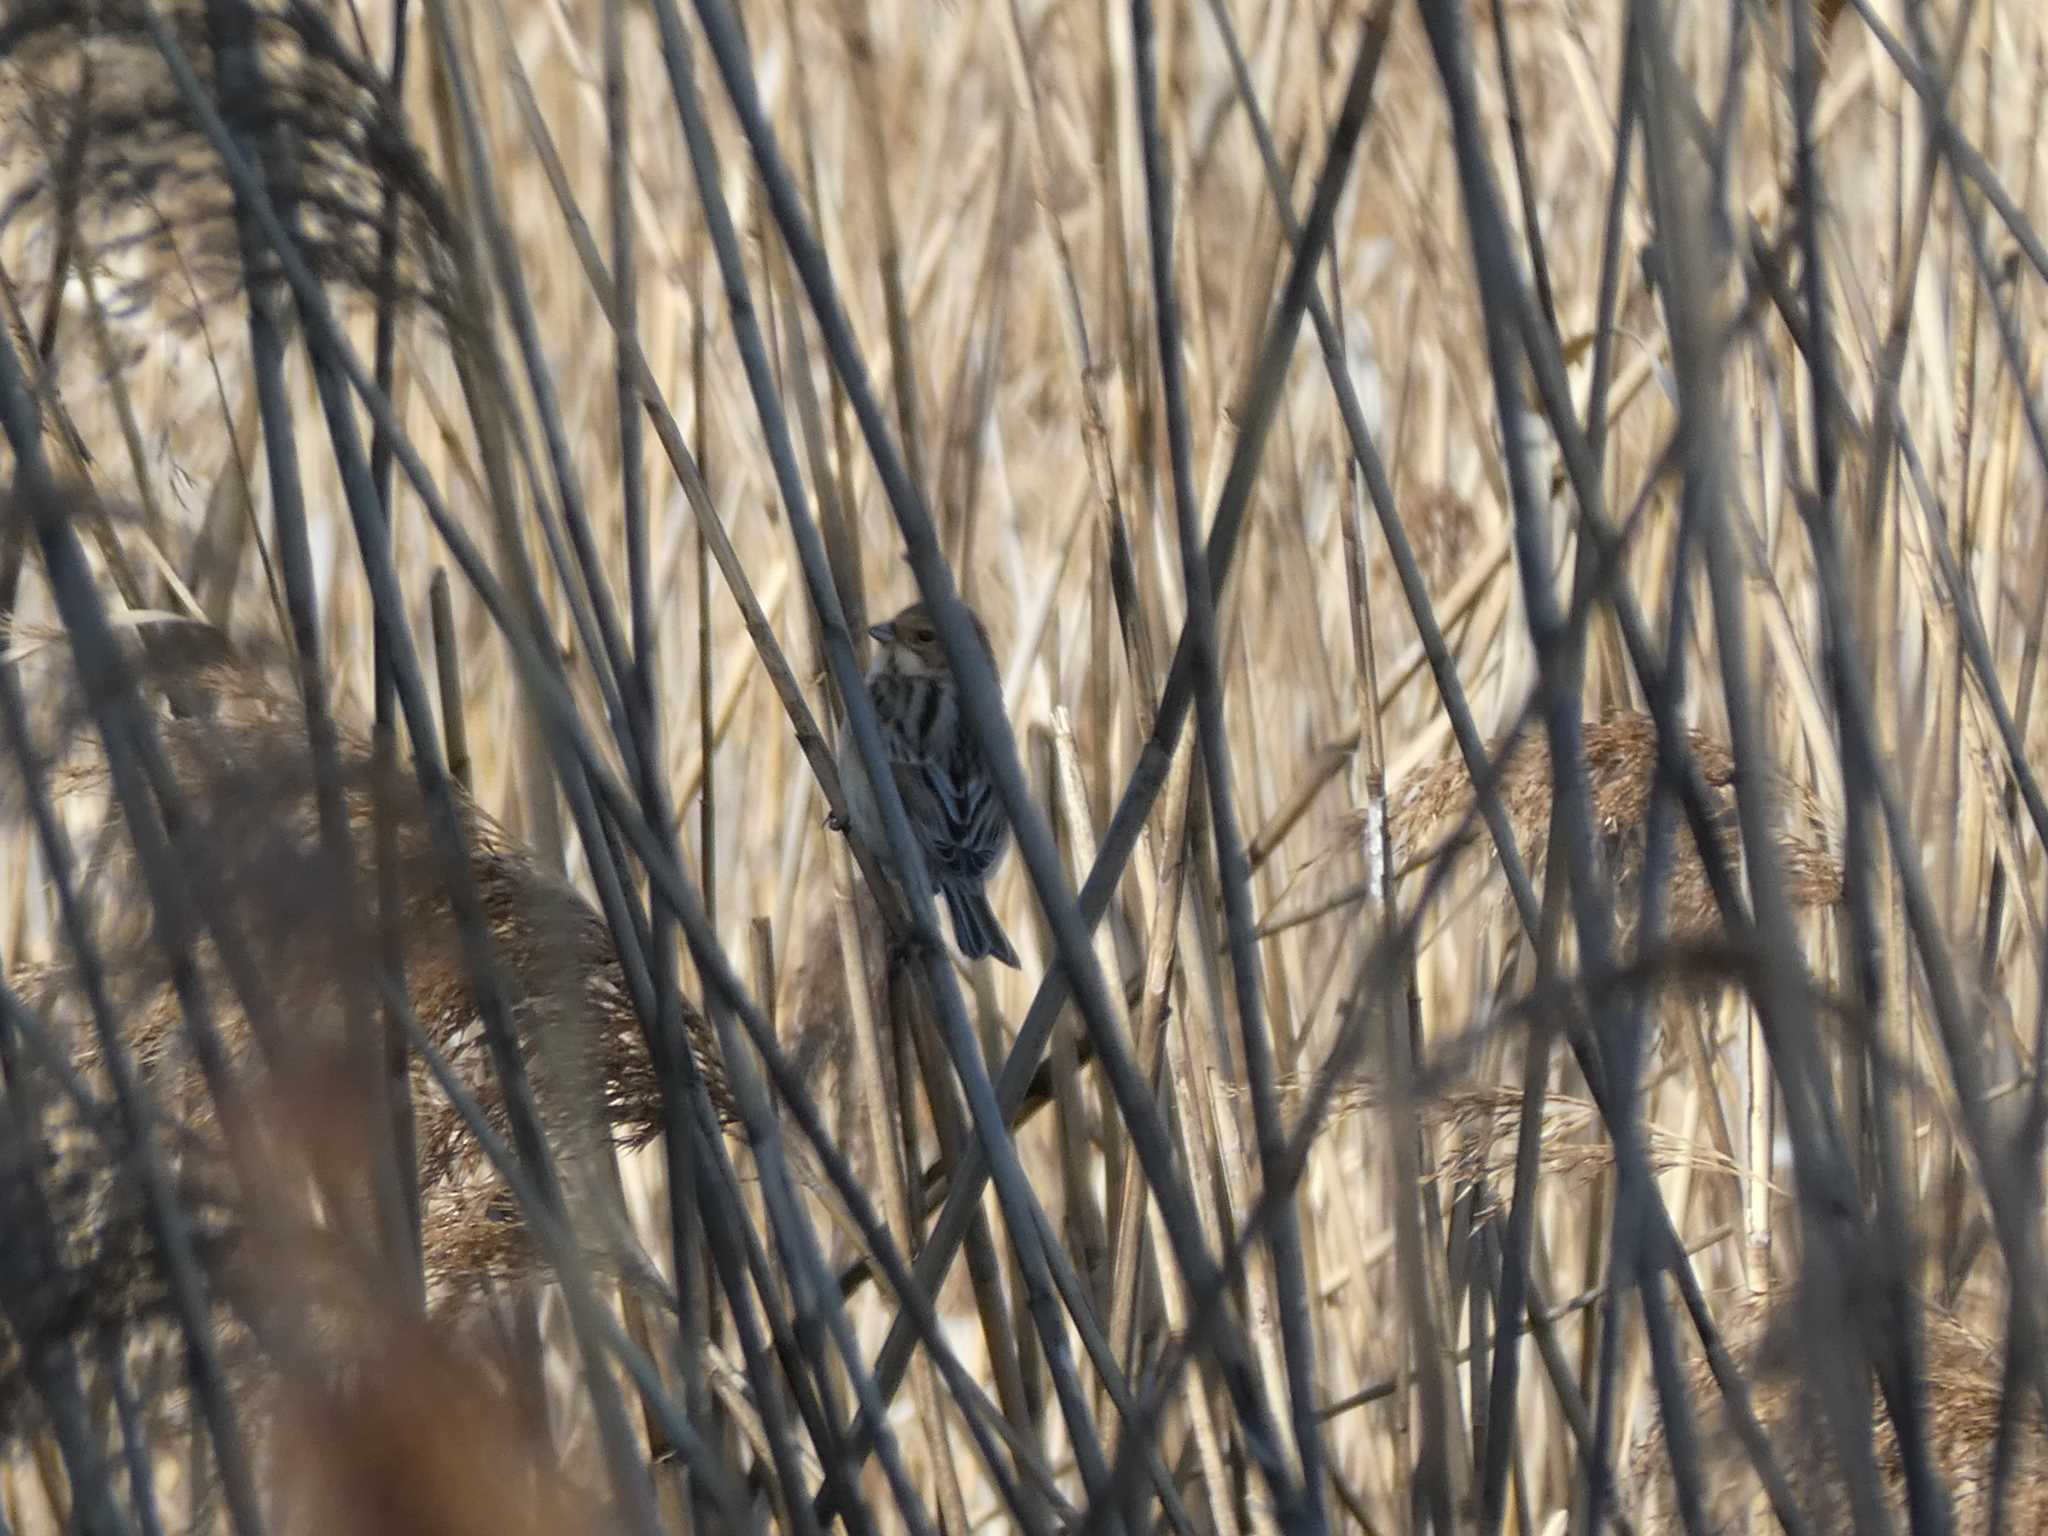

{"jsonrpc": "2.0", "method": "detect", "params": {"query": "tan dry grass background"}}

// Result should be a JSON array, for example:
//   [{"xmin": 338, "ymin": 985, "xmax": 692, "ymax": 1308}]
[{"xmin": 1, "ymin": 0, "xmax": 2047, "ymax": 1531}]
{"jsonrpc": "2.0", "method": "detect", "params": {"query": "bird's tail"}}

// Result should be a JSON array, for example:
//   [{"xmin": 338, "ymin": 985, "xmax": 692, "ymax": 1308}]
[{"xmin": 940, "ymin": 882, "xmax": 1020, "ymax": 968}]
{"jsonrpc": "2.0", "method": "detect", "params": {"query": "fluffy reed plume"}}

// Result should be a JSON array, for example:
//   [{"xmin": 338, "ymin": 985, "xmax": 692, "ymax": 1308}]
[
  {"xmin": 1365, "ymin": 485, "xmax": 1486, "ymax": 641},
  {"xmin": 1387, "ymin": 709, "xmax": 1843, "ymax": 944},
  {"xmin": 1630, "ymin": 1297, "xmax": 2048, "ymax": 1530},
  {"xmin": 1314, "ymin": 1079, "xmax": 1749, "ymax": 1212},
  {"xmin": 0, "ymin": 619, "xmax": 730, "ymax": 1421},
  {"xmin": 1396, "ymin": 486, "xmax": 1484, "ymax": 597},
  {"xmin": 0, "ymin": 0, "xmax": 457, "ymax": 337}
]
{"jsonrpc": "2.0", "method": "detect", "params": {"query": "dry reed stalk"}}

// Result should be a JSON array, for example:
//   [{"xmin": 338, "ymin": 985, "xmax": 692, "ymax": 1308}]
[
  {"xmin": 1034, "ymin": 721, "xmax": 1111, "ymax": 1434},
  {"xmin": 1101, "ymin": 730, "xmax": 1247, "ymax": 1536}
]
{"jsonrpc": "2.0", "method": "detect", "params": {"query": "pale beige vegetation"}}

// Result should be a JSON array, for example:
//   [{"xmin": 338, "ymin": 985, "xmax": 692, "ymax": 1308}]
[{"xmin": 0, "ymin": 0, "xmax": 2045, "ymax": 1532}]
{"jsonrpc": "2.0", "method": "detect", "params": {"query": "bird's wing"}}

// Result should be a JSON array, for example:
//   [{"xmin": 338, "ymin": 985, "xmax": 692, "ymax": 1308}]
[
  {"xmin": 935, "ymin": 747, "xmax": 1009, "ymax": 881},
  {"xmin": 884, "ymin": 755, "xmax": 947, "ymax": 842},
  {"xmin": 888, "ymin": 744, "xmax": 1008, "ymax": 883}
]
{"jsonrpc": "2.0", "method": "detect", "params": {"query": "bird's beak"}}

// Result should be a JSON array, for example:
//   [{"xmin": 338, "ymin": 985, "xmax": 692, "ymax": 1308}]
[{"xmin": 868, "ymin": 621, "xmax": 895, "ymax": 644}]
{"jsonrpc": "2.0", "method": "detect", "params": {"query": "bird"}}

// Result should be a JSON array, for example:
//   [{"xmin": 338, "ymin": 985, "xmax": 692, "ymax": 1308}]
[{"xmin": 835, "ymin": 599, "xmax": 1020, "ymax": 968}]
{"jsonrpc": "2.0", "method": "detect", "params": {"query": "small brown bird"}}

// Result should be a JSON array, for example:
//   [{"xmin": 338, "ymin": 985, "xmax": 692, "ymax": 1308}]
[{"xmin": 837, "ymin": 600, "xmax": 1020, "ymax": 967}]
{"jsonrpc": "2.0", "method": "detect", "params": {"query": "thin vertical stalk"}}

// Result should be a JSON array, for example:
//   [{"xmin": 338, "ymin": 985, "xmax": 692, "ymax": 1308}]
[
  {"xmin": 1127, "ymin": 0, "xmax": 1326, "ymax": 1522},
  {"xmin": 428, "ymin": 569, "xmax": 471, "ymax": 792},
  {"xmin": 367, "ymin": 0, "xmax": 423, "ymax": 1300}
]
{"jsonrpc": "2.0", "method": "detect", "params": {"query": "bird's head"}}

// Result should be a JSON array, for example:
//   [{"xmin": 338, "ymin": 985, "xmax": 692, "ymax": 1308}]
[{"xmin": 869, "ymin": 601, "xmax": 995, "ymax": 681}]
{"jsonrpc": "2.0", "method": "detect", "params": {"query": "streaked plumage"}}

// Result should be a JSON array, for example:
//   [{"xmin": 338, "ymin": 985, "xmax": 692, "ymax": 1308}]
[{"xmin": 837, "ymin": 601, "xmax": 1019, "ymax": 967}]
